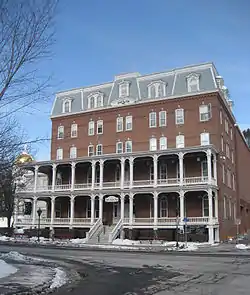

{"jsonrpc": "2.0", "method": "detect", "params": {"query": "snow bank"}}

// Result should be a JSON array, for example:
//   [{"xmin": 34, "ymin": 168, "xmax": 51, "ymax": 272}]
[
  {"xmin": 1, "ymin": 251, "xmax": 43, "ymax": 262},
  {"xmin": 70, "ymin": 238, "xmax": 86, "ymax": 244},
  {"xmin": 0, "ymin": 259, "xmax": 17, "ymax": 279},
  {"xmin": 112, "ymin": 239, "xmax": 141, "ymax": 246},
  {"xmin": 236, "ymin": 244, "xmax": 250, "ymax": 250},
  {"xmin": 50, "ymin": 268, "xmax": 67, "ymax": 289},
  {"xmin": 0, "ymin": 235, "xmax": 10, "ymax": 241}
]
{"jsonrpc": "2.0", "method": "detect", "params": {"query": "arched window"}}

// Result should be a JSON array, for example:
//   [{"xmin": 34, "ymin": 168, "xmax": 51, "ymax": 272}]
[
  {"xmin": 63, "ymin": 100, "xmax": 71, "ymax": 113},
  {"xmin": 88, "ymin": 96, "xmax": 95, "ymax": 109},
  {"xmin": 186, "ymin": 73, "xmax": 200, "ymax": 92},
  {"xmin": 148, "ymin": 81, "xmax": 166, "ymax": 98},
  {"xmin": 119, "ymin": 81, "xmax": 130, "ymax": 97},
  {"xmin": 96, "ymin": 94, "xmax": 103, "ymax": 107}
]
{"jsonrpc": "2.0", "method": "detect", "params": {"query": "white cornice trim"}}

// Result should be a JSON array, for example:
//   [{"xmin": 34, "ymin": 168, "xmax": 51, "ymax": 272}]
[
  {"xmin": 50, "ymin": 89, "xmax": 219, "ymax": 119},
  {"xmin": 114, "ymin": 72, "xmax": 141, "ymax": 81},
  {"xmin": 82, "ymin": 83, "xmax": 113, "ymax": 93},
  {"xmin": 56, "ymin": 89, "xmax": 83, "ymax": 97}
]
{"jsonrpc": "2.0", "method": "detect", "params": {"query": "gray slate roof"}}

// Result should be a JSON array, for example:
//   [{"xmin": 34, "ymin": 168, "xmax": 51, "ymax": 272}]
[{"xmin": 51, "ymin": 62, "xmax": 221, "ymax": 118}]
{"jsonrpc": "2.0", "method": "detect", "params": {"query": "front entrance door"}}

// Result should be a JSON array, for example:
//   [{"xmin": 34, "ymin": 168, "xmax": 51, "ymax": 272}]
[{"xmin": 103, "ymin": 202, "xmax": 113, "ymax": 225}]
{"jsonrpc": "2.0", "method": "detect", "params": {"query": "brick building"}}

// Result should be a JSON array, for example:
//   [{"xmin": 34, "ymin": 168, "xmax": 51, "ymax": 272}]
[{"xmin": 15, "ymin": 62, "xmax": 250, "ymax": 243}]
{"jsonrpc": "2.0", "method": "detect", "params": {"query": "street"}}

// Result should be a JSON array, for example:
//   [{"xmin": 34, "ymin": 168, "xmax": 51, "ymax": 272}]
[{"xmin": 1, "ymin": 244, "xmax": 250, "ymax": 294}]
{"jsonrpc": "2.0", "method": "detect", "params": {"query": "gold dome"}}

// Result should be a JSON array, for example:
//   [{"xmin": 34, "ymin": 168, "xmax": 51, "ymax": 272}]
[{"xmin": 15, "ymin": 152, "xmax": 34, "ymax": 165}]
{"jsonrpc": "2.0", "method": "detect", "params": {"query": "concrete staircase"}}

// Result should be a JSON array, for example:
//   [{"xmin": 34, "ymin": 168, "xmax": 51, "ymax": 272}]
[{"xmin": 87, "ymin": 225, "xmax": 115, "ymax": 245}]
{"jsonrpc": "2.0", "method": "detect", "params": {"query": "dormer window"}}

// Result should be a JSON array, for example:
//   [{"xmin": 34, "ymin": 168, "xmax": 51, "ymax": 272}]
[
  {"xmin": 118, "ymin": 81, "xmax": 130, "ymax": 98},
  {"xmin": 148, "ymin": 81, "xmax": 166, "ymax": 98},
  {"xmin": 186, "ymin": 73, "xmax": 200, "ymax": 92},
  {"xmin": 88, "ymin": 92, "xmax": 104, "ymax": 109},
  {"xmin": 62, "ymin": 99, "xmax": 72, "ymax": 113}
]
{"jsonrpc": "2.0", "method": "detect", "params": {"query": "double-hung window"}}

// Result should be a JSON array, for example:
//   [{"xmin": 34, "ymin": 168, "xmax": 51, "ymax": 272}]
[
  {"xmin": 97, "ymin": 120, "xmax": 103, "ymax": 134},
  {"xmin": 125, "ymin": 140, "xmax": 132, "ymax": 153},
  {"xmin": 159, "ymin": 137, "xmax": 167, "ymax": 150},
  {"xmin": 200, "ymin": 132, "xmax": 210, "ymax": 145},
  {"xmin": 70, "ymin": 146, "xmax": 77, "ymax": 159},
  {"xmin": 116, "ymin": 117, "xmax": 123, "ymax": 132},
  {"xmin": 159, "ymin": 111, "xmax": 167, "ymax": 127},
  {"xmin": 116, "ymin": 142, "xmax": 123, "ymax": 154},
  {"xmin": 71, "ymin": 124, "xmax": 78, "ymax": 138},
  {"xmin": 96, "ymin": 144, "xmax": 103, "ymax": 155},
  {"xmin": 176, "ymin": 135, "xmax": 185, "ymax": 148},
  {"xmin": 199, "ymin": 104, "xmax": 212, "ymax": 121},
  {"xmin": 57, "ymin": 126, "xmax": 64, "ymax": 139},
  {"xmin": 125, "ymin": 116, "xmax": 132, "ymax": 131},
  {"xmin": 149, "ymin": 138, "xmax": 157, "ymax": 151},
  {"xmin": 175, "ymin": 109, "xmax": 184, "ymax": 125},
  {"xmin": 88, "ymin": 121, "xmax": 95, "ymax": 136},
  {"xmin": 149, "ymin": 112, "xmax": 157, "ymax": 128}
]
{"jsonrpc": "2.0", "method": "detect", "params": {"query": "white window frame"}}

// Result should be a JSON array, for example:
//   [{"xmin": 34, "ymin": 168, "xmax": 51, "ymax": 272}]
[
  {"xmin": 230, "ymin": 128, "xmax": 233, "ymax": 140},
  {"xmin": 176, "ymin": 135, "xmax": 185, "ymax": 148},
  {"xmin": 125, "ymin": 115, "xmax": 132, "ymax": 131},
  {"xmin": 70, "ymin": 146, "xmax": 77, "ymax": 159},
  {"xmin": 71, "ymin": 123, "xmax": 78, "ymax": 138},
  {"xmin": 227, "ymin": 169, "xmax": 231, "ymax": 188},
  {"xmin": 147, "ymin": 81, "xmax": 166, "ymax": 99},
  {"xmin": 62, "ymin": 99, "xmax": 71, "ymax": 113},
  {"xmin": 232, "ymin": 151, "xmax": 234, "ymax": 164},
  {"xmin": 97, "ymin": 120, "xmax": 103, "ymax": 135},
  {"xmin": 116, "ymin": 117, "xmax": 123, "ymax": 132},
  {"xmin": 57, "ymin": 126, "xmax": 64, "ymax": 139},
  {"xmin": 88, "ymin": 121, "xmax": 95, "ymax": 136},
  {"xmin": 159, "ymin": 111, "xmax": 167, "ymax": 126},
  {"xmin": 118, "ymin": 82, "xmax": 129, "ymax": 98},
  {"xmin": 125, "ymin": 140, "xmax": 132, "ymax": 153},
  {"xmin": 56, "ymin": 148, "xmax": 63, "ymax": 160},
  {"xmin": 88, "ymin": 145, "xmax": 94, "ymax": 156},
  {"xmin": 221, "ymin": 136, "xmax": 224, "ymax": 151},
  {"xmin": 223, "ymin": 195, "xmax": 227, "ymax": 219},
  {"xmin": 149, "ymin": 112, "xmax": 157, "ymax": 128},
  {"xmin": 220, "ymin": 110, "xmax": 223, "ymax": 124},
  {"xmin": 96, "ymin": 144, "xmax": 103, "ymax": 156},
  {"xmin": 200, "ymin": 132, "xmax": 210, "ymax": 146},
  {"xmin": 199, "ymin": 104, "xmax": 212, "ymax": 121},
  {"xmin": 149, "ymin": 138, "xmax": 157, "ymax": 151},
  {"xmin": 175, "ymin": 109, "xmax": 184, "ymax": 125},
  {"xmin": 116, "ymin": 142, "xmax": 123, "ymax": 154},
  {"xmin": 222, "ymin": 164, "xmax": 225, "ymax": 183},
  {"xmin": 202, "ymin": 194, "xmax": 209, "ymax": 217},
  {"xmin": 232, "ymin": 174, "xmax": 235, "ymax": 190},
  {"xmin": 225, "ymin": 119, "xmax": 229, "ymax": 133},
  {"xmin": 226, "ymin": 143, "xmax": 230, "ymax": 158},
  {"xmin": 96, "ymin": 94, "xmax": 103, "ymax": 108},
  {"xmin": 88, "ymin": 96, "xmax": 95, "ymax": 109},
  {"xmin": 159, "ymin": 136, "xmax": 167, "ymax": 150},
  {"xmin": 186, "ymin": 73, "xmax": 200, "ymax": 92}
]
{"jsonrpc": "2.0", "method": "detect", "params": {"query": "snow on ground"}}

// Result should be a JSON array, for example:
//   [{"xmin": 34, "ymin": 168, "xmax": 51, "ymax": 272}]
[
  {"xmin": 0, "ymin": 259, "xmax": 17, "ymax": 279},
  {"xmin": 235, "ymin": 244, "xmax": 250, "ymax": 250},
  {"xmin": 50, "ymin": 268, "xmax": 67, "ymax": 289},
  {"xmin": 1, "ymin": 251, "xmax": 44, "ymax": 262}
]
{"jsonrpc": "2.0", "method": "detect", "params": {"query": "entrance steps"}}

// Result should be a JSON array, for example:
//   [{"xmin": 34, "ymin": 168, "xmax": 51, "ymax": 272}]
[{"xmin": 87, "ymin": 224, "xmax": 116, "ymax": 244}]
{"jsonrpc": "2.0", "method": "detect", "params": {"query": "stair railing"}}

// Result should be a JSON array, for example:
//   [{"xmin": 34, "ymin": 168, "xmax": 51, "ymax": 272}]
[
  {"xmin": 85, "ymin": 218, "xmax": 103, "ymax": 242},
  {"xmin": 108, "ymin": 218, "xmax": 123, "ymax": 243}
]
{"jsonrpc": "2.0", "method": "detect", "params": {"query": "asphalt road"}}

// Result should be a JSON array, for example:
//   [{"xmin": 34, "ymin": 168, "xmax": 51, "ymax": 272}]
[{"xmin": 1, "ymin": 244, "xmax": 250, "ymax": 295}]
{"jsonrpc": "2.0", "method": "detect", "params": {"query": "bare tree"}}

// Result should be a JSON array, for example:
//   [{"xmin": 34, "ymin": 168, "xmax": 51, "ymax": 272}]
[{"xmin": 0, "ymin": 0, "xmax": 58, "ymax": 119}]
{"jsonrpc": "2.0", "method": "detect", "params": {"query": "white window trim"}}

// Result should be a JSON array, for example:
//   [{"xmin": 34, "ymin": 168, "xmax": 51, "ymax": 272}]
[
  {"xmin": 125, "ymin": 115, "xmax": 133, "ymax": 131},
  {"xmin": 220, "ymin": 110, "xmax": 223, "ymax": 124},
  {"xmin": 116, "ymin": 142, "xmax": 123, "ymax": 154},
  {"xmin": 176, "ymin": 135, "xmax": 185, "ymax": 148},
  {"xmin": 96, "ymin": 144, "xmax": 103, "ymax": 155},
  {"xmin": 125, "ymin": 140, "xmax": 132, "ymax": 153},
  {"xmin": 116, "ymin": 117, "xmax": 123, "ymax": 132},
  {"xmin": 56, "ymin": 148, "xmax": 63, "ymax": 160},
  {"xmin": 62, "ymin": 99, "xmax": 72, "ymax": 113},
  {"xmin": 57, "ymin": 126, "xmax": 64, "ymax": 139},
  {"xmin": 149, "ymin": 112, "xmax": 157, "ymax": 128},
  {"xmin": 97, "ymin": 120, "xmax": 103, "ymax": 135},
  {"xmin": 199, "ymin": 104, "xmax": 212, "ymax": 122},
  {"xmin": 186, "ymin": 73, "xmax": 200, "ymax": 92},
  {"xmin": 149, "ymin": 138, "xmax": 157, "ymax": 151},
  {"xmin": 159, "ymin": 136, "xmax": 167, "ymax": 150},
  {"xmin": 175, "ymin": 108, "xmax": 184, "ymax": 125},
  {"xmin": 71, "ymin": 123, "xmax": 78, "ymax": 138},
  {"xmin": 88, "ymin": 121, "xmax": 95, "ymax": 136},
  {"xmin": 118, "ymin": 81, "xmax": 130, "ymax": 98},
  {"xmin": 87, "ymin": 92, "xmax": 104, "ymax": 109},
  {"xmin": 200, "ymin": 132, "xmax": 210, "ymax": 146},
  {"xmin": 159, "ymin": 111, "xmax": 167, "ymax": 127},
  {"xmin": 70, "ymin": 146, "xmax": 77, "ymax": 159},
  {"xmin": 88, "ymin": 145, "xmax": 94, "ymax": 156},
  {"xmin": 147, "ymin": 81, "xmax": 166, "ymax": 99}
]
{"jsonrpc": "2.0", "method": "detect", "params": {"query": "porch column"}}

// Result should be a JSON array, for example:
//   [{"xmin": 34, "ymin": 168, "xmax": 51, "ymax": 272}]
[
  {"xmin": 214, "ymin": 191, "xmax": 219, "ymax": 219},
  {"xmin": 99, "ymin": 160, "xmax": 104, "ymax": 189},
  {"xmin": 34, "ymin": 165, "xmax": 39, "ymax": 192},
  {"xmin": 129, "ymin": 193, "xmax": 134, "ymax": 225},
  {"xmin": 32, "ymin": 197, "xmax": 37, "ymax": 226},
  {"xmin": 70, "ymin": 195, "xmax": 75, "ymax": 227},
  {"xmin": 91, "ymin": 160, "xmax": 96, "ymax": 190},
  {"xmin": 129, "ymin": 157, "xmax": 134, "ymax": 188},
  {"xmin": 207, "ymin": 149, "xmax": 212, "ymax": 184},
  {"xmin": 153, "ymin": 191, "xmax": 158, "ymax": 227},
  {"xmin": 213, "ymin": 153, "xmax": 217, "ymax": 185},
  {"xmin": 120, "ymin": 193, "xmax": 125, "ymax": 220},
  {"xmin": 90, "ymin": 195, "xmax": 95, "ymax": 225},
  {"xmin": 50, "ymin": 196, "xmax": 55, "ymax": 227},
  {"xmin": 178, "ymin": 152, "xmax": 184, "ymax": 185},
  {"xmin": 179, "ymin": 190, "xmax": 185, "ymax": 222},
  {"xmin": 208, "ymin": 226, "xmax": 214, "ymax": 244},
  {"xmin": 99, "ymin": 194, "xmax": 103, "ymax": 220},
  {"xmin": 208, "ymin": 188, "xmax": 213, "ymax": 223},
  {"xmin": 153, "ymin": 155, "xmax": 158, "ymax": 187},
  {"xmin": 52, "ymin": 163, "xmax": 57, "ymax": 192},
  {"xmin": 120, "ymin": 157, "xmax": 125, "ymax": 189},
  {"xmin": 13, "ymin": 197, "xmax": 18, "ymax": 226},
  {"xmin": 71, "ymin": 162, "xmax": 76, "ymax": 191}
]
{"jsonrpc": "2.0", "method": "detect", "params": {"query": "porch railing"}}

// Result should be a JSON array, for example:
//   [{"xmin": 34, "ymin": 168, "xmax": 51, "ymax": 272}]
[{"xmin": 108, "ymin": 218, "xmax": 123, "ymax": 243}]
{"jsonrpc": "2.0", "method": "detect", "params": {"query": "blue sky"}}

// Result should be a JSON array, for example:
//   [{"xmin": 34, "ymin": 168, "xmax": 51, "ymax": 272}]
[{"xmin": 20, "ymin": 0, "xmax": 250, "ymax": 160}]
